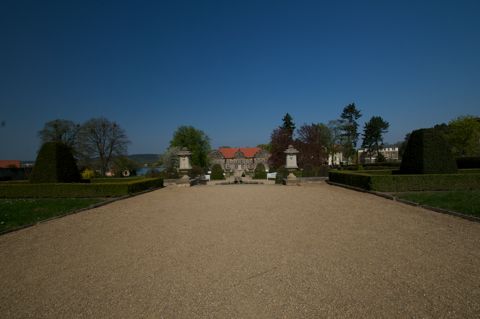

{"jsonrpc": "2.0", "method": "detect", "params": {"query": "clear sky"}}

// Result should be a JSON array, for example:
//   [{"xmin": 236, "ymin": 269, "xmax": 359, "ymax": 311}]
[{"xmin": 1, "ymin": 0, "xmax": 479, "ymax": 160}]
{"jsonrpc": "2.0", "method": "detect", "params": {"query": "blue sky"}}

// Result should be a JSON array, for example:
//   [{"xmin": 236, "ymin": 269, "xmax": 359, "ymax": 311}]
[{"xmin": 1, "ymin": 0, "xmax": 479, "ymax": 160}]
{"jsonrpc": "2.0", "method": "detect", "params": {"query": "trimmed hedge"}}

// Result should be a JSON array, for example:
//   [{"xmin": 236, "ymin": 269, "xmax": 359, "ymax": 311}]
[
  {"xmin": 253, "ymin": 164, "xmax": 267, "ymax": 179},
  {"xmin": 30, "ymin": 142, "xmax": 80, "ymax": 183},
  {"xmin": 210, "ymin": 164, "xmax": 225, "ymax": 180},
  {"xmin": 329, "ymin": 170, "xmax": 480, "ymax": 192},
  {"xmin": 400, "ymin": 128, "xmax": 457, "ymax": 174},
  {"xmin": 0, "ymin": 178, "xmax": 163, "ymax": 198},
  {"xmin": 457, "ymin": 157, "xmax": 480, "ymax": 169}
]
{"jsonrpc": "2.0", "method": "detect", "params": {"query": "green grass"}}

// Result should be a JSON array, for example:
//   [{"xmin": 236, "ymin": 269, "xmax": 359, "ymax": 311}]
[
  {"xmin": 396, "ymin": 191, "xmax": 480, "ymax": 217},
  {"xmin": 0, "ymin": 198, "xmax": 103, "ymax": 233}
]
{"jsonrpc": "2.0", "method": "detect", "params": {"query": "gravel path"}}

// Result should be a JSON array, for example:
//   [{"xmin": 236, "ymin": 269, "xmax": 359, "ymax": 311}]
[{"xmin": 1, "ymin": 183, "xmax": 479, "ymax": 318}]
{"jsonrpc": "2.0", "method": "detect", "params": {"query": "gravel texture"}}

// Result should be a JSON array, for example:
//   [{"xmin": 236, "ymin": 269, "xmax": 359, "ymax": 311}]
[{"xmin": 1, "ymin": 183, "xmax": 479, "ymax": 318}]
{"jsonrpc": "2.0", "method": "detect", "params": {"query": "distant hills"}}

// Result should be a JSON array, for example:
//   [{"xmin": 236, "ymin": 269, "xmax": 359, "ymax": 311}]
[{"xmin": 127, "ymin": 154, "xmax": 161, "ymax": 165}]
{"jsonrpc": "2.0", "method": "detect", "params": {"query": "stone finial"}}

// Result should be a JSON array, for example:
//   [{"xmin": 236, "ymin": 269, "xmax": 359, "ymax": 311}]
[{"xmin": 284, "ymin": 145, "xmax": 299, "ymax": 154}]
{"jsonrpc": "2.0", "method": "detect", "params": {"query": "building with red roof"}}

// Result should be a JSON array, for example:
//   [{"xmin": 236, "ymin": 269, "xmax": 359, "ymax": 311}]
[
  {"xmin": 209, "ymin": 147, "xmax": 270, "ymax": 172},
  {"xmin": 0, "ymin": 160, "xmax": 21, "ymax": 168}
]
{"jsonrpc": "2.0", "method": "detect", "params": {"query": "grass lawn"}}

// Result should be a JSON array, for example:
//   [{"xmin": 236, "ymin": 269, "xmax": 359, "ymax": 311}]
[
  {"xmin": 0, "ymin": 198, "xmax": 103, "ymax": 233},
  {"xmin": 396, "ymin": 190, "xmax": 480, "ymax": 218}
]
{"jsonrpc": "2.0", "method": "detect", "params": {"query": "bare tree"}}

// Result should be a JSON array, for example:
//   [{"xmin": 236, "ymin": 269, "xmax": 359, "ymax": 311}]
[
  {"xmin": 77, "ymin": 118, "xmax": 129, "ymax": 175},
  {"xmin": 38, "ymin": 119, "xmax": 80, "ymax": 148}
]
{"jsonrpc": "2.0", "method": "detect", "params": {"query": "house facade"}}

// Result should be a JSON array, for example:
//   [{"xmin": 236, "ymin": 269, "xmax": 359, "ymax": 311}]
[
  {"xmin": 358, "ymin": 147, "xmax": 399, "ymax": 164},
  {"xmin": 209, "ymin": 147, "xmax": 270, "ymax": 172}
]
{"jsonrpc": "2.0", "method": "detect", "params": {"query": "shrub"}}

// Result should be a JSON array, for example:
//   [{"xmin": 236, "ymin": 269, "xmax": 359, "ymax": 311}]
[
  {"xmin": 81, "ymin": 168, "xmax": 96, "ymax": 179},
  {"xmin": 302, "ymin": 165, "xmax": 329, "ymax": 177},
  {"xmin": 0, "ymin": 178, "xmax": 163, "ymax": 198},
  {"xmin": 30, "ymin": 142, "xmax": 80, "ymax": 183},
  {"xmin": 210, "ymin": 164, "xmax": 225, "ymax": 180},
  {"xmin": 254, "ymin": 164, "xmax": 267, "ymax": 179},
  {"xmin": 275, "ymin": 166, "xmax": 289, "ymax": 184},
  {"xmin": 400, "ymin": 128, "xmax": 457, "ymax": 174},
  {"xmin": 457, "ymin": 157, "xmax": 480, "ymax": 169},
  {"xmin": 329, "ymin": 170, "xmax": 480, "ymax": 192},
  {"xmin": 189, "ymin": 165, "xmax": 205, "ymax": 178},
  {"xmin": 160, "ymin": 167, "xmax": 179, "ymax": 179}
]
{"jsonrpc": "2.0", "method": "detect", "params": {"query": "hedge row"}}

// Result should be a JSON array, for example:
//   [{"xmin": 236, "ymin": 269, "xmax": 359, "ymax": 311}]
[
  {"xmin": 329, "ymin": 171, "xmax": 480, "ymax": 192},
  {"xmin": 0, "ymin": 178, "xmax": 163, "ymax": 198},
  {"xmin": 457, "ymin": 157, "xmax": 480, "ymax": 169}
]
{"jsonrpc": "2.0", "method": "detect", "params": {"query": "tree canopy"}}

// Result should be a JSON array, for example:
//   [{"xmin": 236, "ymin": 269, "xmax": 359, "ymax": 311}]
[
  {"xmin": 446, "ymin": 115, "xmax": 480, "ymax": 157},
  {"xmin": 361, "ymin": 116, "xmax": 389, "ymax": 157},
  {"xmin": 282, "ymin": 113, "xmax": 296, "ymax": 139},
  {"xmin": 38, "ymin": 119, "xmax": 79, "ymax": 149},
  {"xmin": 169, "ymin": 126, "xmax": 211, "ymax": 168},
  {"xmin": 77, "ymin": 117, "xmax": 130, "ymax": 175},
  {"xmin": 296, "ymin": 123, "xmax": 330, "ymax": 167},
  {"xmin": 339, "ymin": 103, "xmax": 362, "ymax": 161}
]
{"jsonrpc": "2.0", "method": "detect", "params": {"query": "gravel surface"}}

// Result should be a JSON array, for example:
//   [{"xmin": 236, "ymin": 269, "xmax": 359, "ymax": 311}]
[{"xmin": 1, "ymin": 183, "xmax": 479, "ymax": 318}]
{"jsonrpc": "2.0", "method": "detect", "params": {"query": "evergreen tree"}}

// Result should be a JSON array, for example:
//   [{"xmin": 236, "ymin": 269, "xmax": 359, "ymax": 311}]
[
  {"xmin": 361, "ymin": 116, "xmax": 389, "ymax": 158},
  {"xmin": 282, "ymin": 113, "xmax": 296, "ymax": 140},
  {"xmin": 340, "ymin": 103, "xmax": 362, "ymax": 161}
]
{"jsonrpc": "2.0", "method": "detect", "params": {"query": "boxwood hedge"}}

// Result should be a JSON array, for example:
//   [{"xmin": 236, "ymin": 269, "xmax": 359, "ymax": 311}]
[
  {"xmin": 329, "ymin": 170, "xmax": 480, "ymax": 192},
  {"xmin": 0, "ymin": 178, "xmax": 163, "ymax": 198}
]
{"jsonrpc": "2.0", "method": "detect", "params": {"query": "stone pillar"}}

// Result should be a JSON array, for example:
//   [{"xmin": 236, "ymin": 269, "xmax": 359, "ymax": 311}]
[
  {"xmin": 284, "ymin": 145, "xmax": 299, "ymax": 185},
  {"xmin": 177, "ymin": 147, "xmax": 192, "ymax": 186}
]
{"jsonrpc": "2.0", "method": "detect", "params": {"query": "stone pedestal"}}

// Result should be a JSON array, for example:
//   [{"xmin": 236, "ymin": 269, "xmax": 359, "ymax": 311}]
[
  {"xmin": 177, "ymin": 148, "xmax": 192, "ymax": 187},
  {"xmin": 283, "ymin": 145, "xmax": 299, "ymax": 186}
]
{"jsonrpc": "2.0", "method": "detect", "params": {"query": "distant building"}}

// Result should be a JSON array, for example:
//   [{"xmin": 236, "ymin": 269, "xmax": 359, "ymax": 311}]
[
  {"xmin": 358, "ymin": 147, "xmax": 399, "ymax": 164},
  {"xmin": 209, "ymin": 147, "xmax": 270, "ymax": 172},
  {"xmin": 328, "ymin": 152, "xmax": 343, "ymax": 166},
  {"xmin": 0, "ymin": 160, "xmax": 21, "ymax": 168}
]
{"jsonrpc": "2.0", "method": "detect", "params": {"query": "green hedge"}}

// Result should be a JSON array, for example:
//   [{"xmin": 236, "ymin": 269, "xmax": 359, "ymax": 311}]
[
  {"xmin": 0, "ymin": 178, "xmax": 163, "ymax": 198},
  {"xmin": 253, "ymin": 163, "xmax": 267, "ymax": 179},
  {"xmin": 400, "ymin": 128, "xmax": 457, "ymax": 174},
  {"xmin": 329, "ymin": 171, "xmax": 480, "ymax": 192},
  {"xmin": 210, "ymin": 164, "xmax": 225, "ymax": 180},
  {"xmin": 30, "ymin": 142, "xmax": 80, "ymax": 183}
]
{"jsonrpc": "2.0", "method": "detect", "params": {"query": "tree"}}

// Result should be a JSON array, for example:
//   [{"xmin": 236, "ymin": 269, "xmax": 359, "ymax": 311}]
[
  {"xmin": 256, "ymin": 143, "xmax": 271, "ymax": 152},
  {"xmin": 282, "ymin": 113, "xmax": 296, "ymax": 139},
  {"xmin": 77, "ymin": 117, "xmax": 130, "ymax": 176},
  {"xmin": 445, "ymin": 115, "xmax": 480, "ymax": 157},
  {"xmin": 269, "ymin": 114, "xmax": 296, "ymax": 169},
  {"xmin": 160, "ymin": 146, "xmax": 181, "ymax": 170},
  {"xmin": 169, "ymin": 126, "xmax": 211, "ymax": 168},
  {"xmin": 38, "ymin": 119, "xmax": 80, "ymax": 149},
  {"xmin": 269, "ymin": 127, "xmax": 291, "ymax": 169},
  {"xmin": 327, "ymin": 120, "xmax": 343, "ymax": 161},
  {"xmin": 295, "ymin": 123, "xmax": 330, "ymax": 167},
  {"xmin": 361, "ymin": 116, "xmax": 389, "ymax": 158},
  {"xmin": 340, "ymin": 103, "xmax": 362, "ymax": 161},
  {"xmin": 112, "ymin": 156, "xmax": 140, "ymax": 177}
]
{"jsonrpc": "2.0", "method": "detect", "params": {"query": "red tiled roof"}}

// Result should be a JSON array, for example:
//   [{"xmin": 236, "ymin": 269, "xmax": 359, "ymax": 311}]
[
  {"xmin": 0, "ymin": 160, "xmax": 21, "ymax": 168},
  {"xmin": 218, "ymin": 147, "xmax": 261, "ymax": 159}
]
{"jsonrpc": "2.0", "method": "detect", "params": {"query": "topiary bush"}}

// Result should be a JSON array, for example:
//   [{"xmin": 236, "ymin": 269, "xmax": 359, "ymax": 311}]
[
  {"xmin": 275, "ymin": 166, "xmax": 289, "ymax": 184},
  {"xmin": 253, "ymin": 163, "xmax": 267, "ymax": 179},
  {"xmin": 400, "ymin": 128, "xmax": 457, "ymax": 174},
  {"xmin": 457, "ymin": 157, "xmax": 480, "ymax": 169},
  {"xmin": 30, "ymin": 142, "xmax": 80, "ymax": 183},
  {"xmin": 210, "ymin": 164, "xmax": 225, "ymax": 180}
]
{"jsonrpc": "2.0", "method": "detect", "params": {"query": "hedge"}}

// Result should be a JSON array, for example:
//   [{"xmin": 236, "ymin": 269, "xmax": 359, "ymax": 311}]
[
  {"xmin": 329, "ymin": 170, "xmax": 480, "ymax": 192},
  {"xmin": 30, "ymin": 142, "xmax": 80, "ymax": 183},
  {"xmin": 457, "ymin": 157, "xmax": 480, "ymax": 169},
  {"xmin": 400, "ymin": 128, "xmax": 457, "ymax": 174},
  {"xmin": 0, "ymin": 178, "xmax": 163, "ymax": 198}
]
